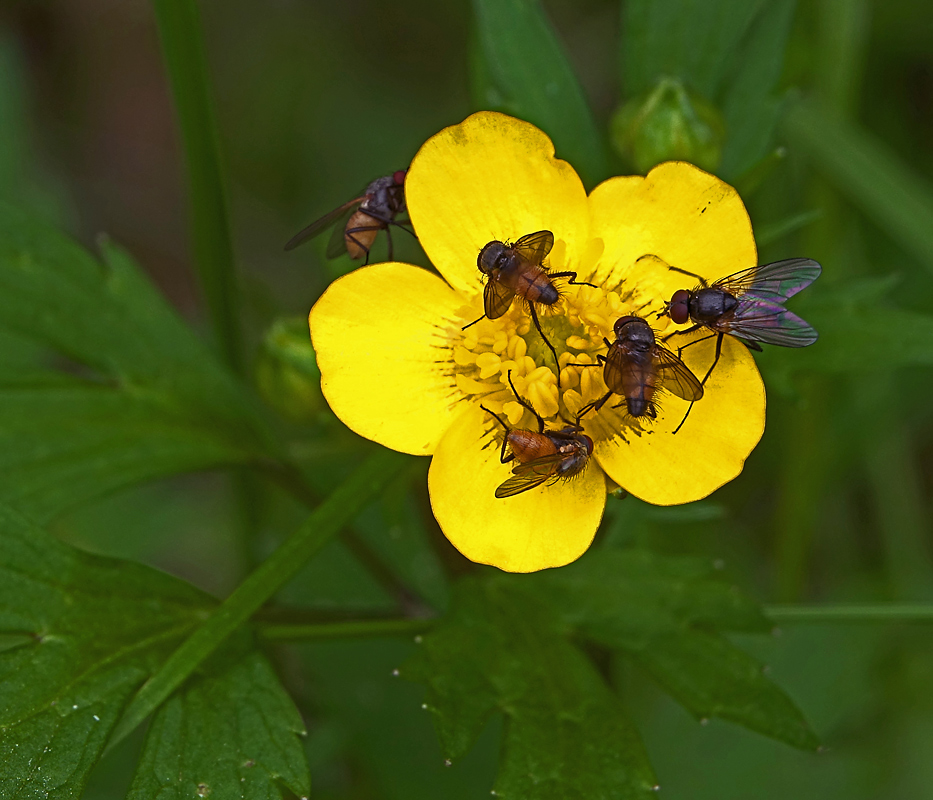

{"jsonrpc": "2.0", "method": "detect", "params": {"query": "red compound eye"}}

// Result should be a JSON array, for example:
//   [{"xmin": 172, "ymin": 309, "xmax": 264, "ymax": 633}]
[
  {"xmin": 613, "ymin": 315, "xmax": 639, "ymax": 337},
  {"xmin": 669, "ymin": 290, "xmax": 690, "ymax": 324},
  {"xmin": 393, "ymin": 170, "xmax": 407, "ymax": 185}
]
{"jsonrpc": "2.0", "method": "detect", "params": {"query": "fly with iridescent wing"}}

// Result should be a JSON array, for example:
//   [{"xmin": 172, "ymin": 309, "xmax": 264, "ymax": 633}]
[{"xmin": 660, "ymin": 258, "xmax": 822, "ymax": 384}]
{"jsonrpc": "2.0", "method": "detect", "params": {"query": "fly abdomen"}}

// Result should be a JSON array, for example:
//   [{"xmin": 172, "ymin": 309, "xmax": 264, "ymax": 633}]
[
  {"xmin": 507, "ymin": 430, "xmax": 559, "ymax": 463},
  {"xmin": 515, "ymin": 266, "xmax": 558, "ymax": 305},
  {"xmin": 622, "ymin": 360, "xmax": 658, "ymax": 418},
  {"xmin": 344, "ymin": 209, "xmax": 382, "ymax": 259}
]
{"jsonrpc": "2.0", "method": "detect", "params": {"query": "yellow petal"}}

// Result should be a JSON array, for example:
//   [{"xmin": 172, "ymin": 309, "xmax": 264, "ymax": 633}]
[
  {"xmin": 406, "ymin": 111, "xmax": 591, "ymax": 298},
  {"xmin": 593, "ymin": 333, "xmax": 765, "ymax": 504},
  {"xmin": 429, "ymin": 403, "xmax": 606, "ymax": 572},
  {"xmin": 589, "ymin": 162, "xmax": 757, "ymax": 309},
  {"xmin": 309, "ymin": 263, "xmax": 462, "ymax": 455}
]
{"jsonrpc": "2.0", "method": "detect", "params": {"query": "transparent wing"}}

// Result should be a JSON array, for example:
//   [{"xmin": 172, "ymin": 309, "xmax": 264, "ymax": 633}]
[
  {"xmin": 324, "ymin": 206, "xmax": 361, "ymax": 258},
  {"xmin": 603, "ymin": 345, "xmax": 628, "ymax": 396},
  {"xmin": 494, "ymin": 454, "xmax": 564, "ymax": 498},
  {"xmin": 284, "ymin": 196, "xmax": 366, "ymax": 252},
  {"xmin": 713, "ymin": 258, "xmax": 822, "ymax": 302},
  {"xmin": 654, "ymin": 346, "xmax": 704, "ymax": 401},
  {"xmin": 716, "ymin": 297, "xmax": 819, "ymax": 347},
  {"xmin": 512, "ymin": 230, "xmax": 554, "ymax": 265},
  {"xmin": 484, "ymin": 276, "xmax": 516, "ymax": 319}
]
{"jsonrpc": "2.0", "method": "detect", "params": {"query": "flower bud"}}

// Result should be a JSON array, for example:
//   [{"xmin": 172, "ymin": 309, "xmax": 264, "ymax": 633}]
[
  {"xmin": 255, "ymin": 317, "xmax": 323, "ymax": 423},
  {"xmin": 611, "ymin": 77, "xmax": 724, "ymax": 174}
]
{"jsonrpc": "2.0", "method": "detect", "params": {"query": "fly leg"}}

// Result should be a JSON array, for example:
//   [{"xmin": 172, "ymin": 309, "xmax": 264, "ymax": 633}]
[
  {"xmin": 480, "ymin": 405, "xmax": 514, "ymax": 464},
  {"xmin": 673, "ymin": 332, "xmax": 723, "ymax": 435},
  {"xmin": 461, "ymin": 314, "xmax": 486, "ymax": 331},
  {"xmin": 661, "ymin": 323, "xmax": 705, "ymax": 345},
  {"xmin": 506, "ymin": 371, "xmax": 546, "ymax": 433},
  {"xmin": 566, "ymin": 351, "xmax": 607, "ymax": 418},
  {"xmin": 344, "ymin": 224, "xmax": 384, "ymax": 265},
  {"xmin": 527, "ymin": 301, "xmax": 562, "ymax": 390},
  {"xmin": 667, "ymin": 265, "xmax": 710, "ymax": 288},
  {"xmin": 549, "ymin": 270, "xmax": 599, "ymax": 290},
  {"xmin": 577, "ymin": 389, "xmax": 613, "ymax": 419},
  {"xmin": 390, "ymin": 218, "xmax": 419, "ymax": 239}
]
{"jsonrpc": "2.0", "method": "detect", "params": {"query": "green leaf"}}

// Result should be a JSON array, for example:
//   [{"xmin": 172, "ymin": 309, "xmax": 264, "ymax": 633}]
[
  {"xmin": 774, "ymin": 306, "xmax": 933, "ymax": 373},
  {"xmin": 0, "ymin": 504, "xmax": 205, "ymax": 796},
  {"xmin": 128, "ymin": 645, "xmax": 309, "ymax": 800},
  {"xmin": 470, "ymin": 0, "xmax": 607, "ymax": 187},
  {"xmin": 108, "ymin": 449, "xmax": 405, "ymax": 752},
  {"xmin": 0, "ymin": 503, "xmax": 310, "ymax": 798},
  {"xmin": 632, "ymin": 629, "xmax": 816, "ymax": 748},
  {"xmin": 402, "ymin": 579, "xmax": 657, "ymax": 799},
  {"xmin": 755, "ymin": 209, "xmax": 823, "ymax": 247},
  {"xmin": 532, "ymin": 550, "xmax": 820, "ymax": 751},
  {"xmin": 153, "ymin": 0, "xmax": 242, "ymax": 373},
  {"xmin": 622, "ymin": 0, "xmax": 766, "ymax": 98},
  {"xmin": 719, "ymin": 0, "xmax": 797, "ymax": 178},
  {"xmin": 0, "ymin": 207, "xmax": 274, "ymax": 522},
  {"xmin": 622, "ymin": 0, "xmax": 796, "ymax": 179},
  {"xmin": 782, "ymin": 100, "xmax": 933, "ymax": 274}
]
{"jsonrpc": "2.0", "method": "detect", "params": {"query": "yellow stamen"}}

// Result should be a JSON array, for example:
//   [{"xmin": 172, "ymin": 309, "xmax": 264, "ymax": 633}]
[{"xmin": 445, "ymin": 270, "xmax": 683, "ymax": 443}]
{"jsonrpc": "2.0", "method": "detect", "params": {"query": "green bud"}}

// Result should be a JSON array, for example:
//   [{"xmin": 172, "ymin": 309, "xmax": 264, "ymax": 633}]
[
  {"xmin": 255, "ymin": 317, "xmax": 323, "ymax": 424},
  {"xmin": 611, "ymin": 77, "xmax": 725, "ymax": 174}
]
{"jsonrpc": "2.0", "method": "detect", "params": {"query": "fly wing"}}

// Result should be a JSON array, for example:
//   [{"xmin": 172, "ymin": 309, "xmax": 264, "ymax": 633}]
[
  {"xmin": 494, "ymin": 454, "xmax": 564, "ymax": 498},
  {"xmin": 325, "ymin": 205, "xmax": 365, "ymax": 258},
  {"xmin": 284, "ymin": 196, "xmax": 366, "ymax": 252},
  {"xmin": 512, "ymin": 230, "xmax": 555, "ymax": 265},
  {"xmin": 654, "ymin": 346, "xmax": 704, "ymax": 401},
  {"xmin": 716, "ymin": 296, "xmax": 819, "ymax": 347},
  {"xmin": 600, "ymin": 346, "xmax": 629, "ymax": 395},
  {"xmin": 484, "ymin": 275, "xmax": 516, "ymax": 319},
  {"xmin": 714, "ymin": 258, "xmax": 822, "ymax": 302}
]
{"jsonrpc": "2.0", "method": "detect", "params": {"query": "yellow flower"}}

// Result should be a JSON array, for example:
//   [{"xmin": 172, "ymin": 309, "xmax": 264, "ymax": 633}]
[{"xmin": 309, "ymin": 112, "xmax": 765, "ymax": 573}]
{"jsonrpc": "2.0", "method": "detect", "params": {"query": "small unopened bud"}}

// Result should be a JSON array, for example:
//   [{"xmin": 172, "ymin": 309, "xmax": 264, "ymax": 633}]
[
  {"xmin": 611, "ymin": 77, "xmax": 724, "ymax": 174},
  {"xmin": 255, "ymin": 317, "xmax": 323, "ymax": 423}
]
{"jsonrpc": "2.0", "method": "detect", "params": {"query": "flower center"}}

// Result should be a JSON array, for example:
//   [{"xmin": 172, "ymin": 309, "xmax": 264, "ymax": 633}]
[{"xmin": 447, "ymin": 271, "xmax": 674, "ymax": 442}]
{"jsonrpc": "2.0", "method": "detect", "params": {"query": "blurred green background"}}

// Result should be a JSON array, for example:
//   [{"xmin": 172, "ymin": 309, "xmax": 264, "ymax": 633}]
[{"xmin": 2, "ymin": 0, "xmax": 933, "ymax": 797}]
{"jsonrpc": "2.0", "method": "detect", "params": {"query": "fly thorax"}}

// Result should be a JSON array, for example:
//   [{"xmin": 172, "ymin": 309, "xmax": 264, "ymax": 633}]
[{"xmin": 695, "ymin": 288, "xmax": 732, "ymax": 320}]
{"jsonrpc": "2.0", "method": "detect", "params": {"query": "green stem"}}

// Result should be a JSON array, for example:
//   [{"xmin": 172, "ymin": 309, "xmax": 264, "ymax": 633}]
[
  {"xmin": 259, "ymin": 617, "xmax": 436, "ymax": 642},
  {"xmin": 262, "ymin": 457, "xmax": 430, "ymax": 613},
  {"xmin": 152, "ymin": 0, "xmax": 241, "ymax": 374},
  {"xmin": 105, "ymin": 448, "xmax": 403, "ymax": 753},
  {"xmin": 766, "ymin": 603, "xmax": 933, "ymax": 624}
]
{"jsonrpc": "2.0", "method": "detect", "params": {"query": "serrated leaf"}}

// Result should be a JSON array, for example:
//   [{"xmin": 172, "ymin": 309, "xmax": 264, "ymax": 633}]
[
  {"xmin": 402, "ymin": 579, "xmax": 657, "ymax": 799},
  {"xmin": 632, "ymin": 629, "xmax": 817, "ymax": 749},
  {"xmin": 0, "ymin": 207, "xmax": 275, "ymax": 522},
  {"xmin": 537, "ymin": 550, "xmax": 771, "ymax": 641},
  {"xmin": 530, "ymin": 550, "xmax": 819, "ymax": 751},
  {"xmin": 0, "ymin": 504, "xmax": 310, "ymax": 798},
  {"xmin": 470, "ymin": 0, "xmax": 607, "ymax": 187},
  {"xmin": 128, "ymin": 645, "xmax": 310, "ymax": 800}
]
